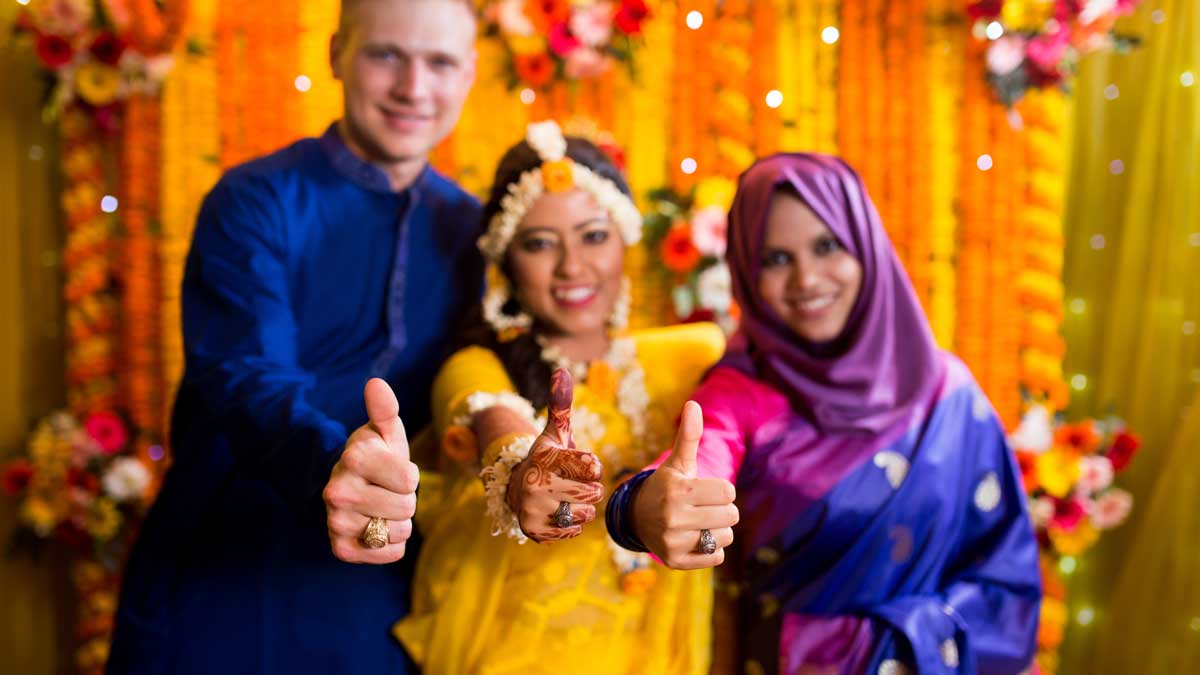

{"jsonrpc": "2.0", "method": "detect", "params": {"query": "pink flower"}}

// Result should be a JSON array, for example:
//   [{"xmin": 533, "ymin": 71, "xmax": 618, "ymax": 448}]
[
  {"xmin": 570, "ymin": 3, "xmax": 614, "ymax": 46},
  {"xmin": 1029, "ymin": 496, "xmax": 1056, "ymax": 529},
  {"xmin": 1076, "ymin": 455, "xmax": 1114, "ymax": 495},
  {"xmin": 1049, "ymin": 495, "xmax": 1088, "ymax": 532},
  {"xmin": 1026, "ymin": 27, "xmax": 1070, "ymax": 73},
  {"xmin": 564, "ymin": 47, "xmax": 608, "ymax": 79},
  {"xmin": 689, "ymin": 205, "xmax": 728, "ymax": 257},
  {"xmin": 31, "ymin": 0, "xmax": 94, "ymax": 36},
  {"xmin": 85, "ymin": 412, "xmax": 128, "ymax": 454},
  {"xmin": 548, "ymin": 22, "xmax": 581, "ymax": 57},
  {"xmin": 986, "ymin": 35, "xmax": 1027, "ymax": 76},
  {"xmin": 1090, "ymin": 488, "xmax": 1132, "ymax": 529}
]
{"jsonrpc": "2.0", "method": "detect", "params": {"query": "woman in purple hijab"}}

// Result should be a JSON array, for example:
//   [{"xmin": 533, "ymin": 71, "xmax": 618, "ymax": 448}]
[{"xmin": 607, "ymin": 154, "xmax": 1041, "ymax": 674}]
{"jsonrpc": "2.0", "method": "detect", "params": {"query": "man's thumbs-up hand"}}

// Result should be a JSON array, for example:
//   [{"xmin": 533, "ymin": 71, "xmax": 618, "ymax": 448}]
[
  {"xmin": 506, "ymin": 369, "xmax": 605, "ymax": 542},
  {"xmin": 632, "ymin": 401, "xmax": 738, "ymax": 569},
  {"xmin": 325, "ymin": 378, "xmax": 421, "ymax": 564}
]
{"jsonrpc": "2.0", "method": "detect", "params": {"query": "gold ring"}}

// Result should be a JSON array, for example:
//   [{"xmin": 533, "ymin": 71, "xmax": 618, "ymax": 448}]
[{"xmin": 361, "ymin": 516, "xmax": 389, "ymax": 549}]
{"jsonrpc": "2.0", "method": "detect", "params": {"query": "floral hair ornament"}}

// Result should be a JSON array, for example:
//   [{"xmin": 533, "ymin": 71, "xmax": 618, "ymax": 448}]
[{"xmin": 476, "ymin": 120, "xmax": 643, "ymax": 265}]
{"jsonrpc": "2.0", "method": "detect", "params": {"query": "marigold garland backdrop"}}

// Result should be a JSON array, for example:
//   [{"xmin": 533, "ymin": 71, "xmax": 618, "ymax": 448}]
[{"xmin": 0, "ymin": 1, "xmax": 1195, "ymax": 674}]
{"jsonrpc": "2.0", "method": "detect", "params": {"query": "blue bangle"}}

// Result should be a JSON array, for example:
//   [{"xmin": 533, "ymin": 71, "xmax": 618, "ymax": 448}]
[{"xmin": 605, "ymin": 469, "xmax": 655, "ymax": 552}]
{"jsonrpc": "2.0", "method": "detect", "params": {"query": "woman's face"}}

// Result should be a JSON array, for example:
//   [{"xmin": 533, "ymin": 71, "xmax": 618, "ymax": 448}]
[
  {"xmin": 757, "ymin": 191, "xmax": 863, "ymax": 344},
  {"xmin": 507, "ymin": 187, "xmax": 625, "ymax": 340}
]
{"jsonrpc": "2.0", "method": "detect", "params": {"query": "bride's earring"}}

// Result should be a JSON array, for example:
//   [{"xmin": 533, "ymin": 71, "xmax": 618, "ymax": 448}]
[{"xmin": 607, "ymin": 276, "xmax": 632, "ymax": 334}]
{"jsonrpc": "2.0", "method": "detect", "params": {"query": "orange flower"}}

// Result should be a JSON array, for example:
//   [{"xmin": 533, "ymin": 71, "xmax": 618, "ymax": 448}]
[
  {"xmin": 660, "ymin": 222, "xmax": 701, "ymax": 273},
  {"xmin": 621, "ymin": 568, "xmax": 657, "ymax": 594},
  {"xmin": 541, "ymin": 158, "xmax": 575, "ymax": 192},
  {"xmin": 1047, "ymin": 520, "xmax": 1099, "ymax": 556},
  {"xmin": 1054, "ymin": 420, "xmax": 1100, "ymax": 455},
  {"xmin": 586, "ymin": 360, "xmax": 617, "ymax": 399},
  {"xmin": 514, "ymin": 52, "xmax": 555, "ymax": 87},
  {"xmin": 441, "ymin": 425, "xmax": 479, "ymax": 464},
  {"xmin": 1037, "ymin": 596, "xmax": 1066, "ymax": 649},
  {"xmin": 524, "ymin": 0, "xmax": 571, "ymax": 34}
]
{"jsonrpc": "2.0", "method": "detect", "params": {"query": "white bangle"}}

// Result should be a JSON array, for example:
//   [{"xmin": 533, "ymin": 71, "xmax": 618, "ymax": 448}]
[{"xmin": 479, "ymin": 434, "xmax": 537, "ymax": 543}]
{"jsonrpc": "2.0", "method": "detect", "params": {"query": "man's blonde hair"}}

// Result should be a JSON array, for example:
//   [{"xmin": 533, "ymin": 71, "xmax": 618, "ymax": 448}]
[{"xmin": 337, "ymin": 0, "xmax": 478, "ymax": 38}]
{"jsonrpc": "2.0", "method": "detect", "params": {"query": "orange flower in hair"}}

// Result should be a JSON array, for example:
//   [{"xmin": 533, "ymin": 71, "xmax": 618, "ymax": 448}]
[{"xmin": 541, "ymin": 158, "xmax": 575, "ymax": 192}]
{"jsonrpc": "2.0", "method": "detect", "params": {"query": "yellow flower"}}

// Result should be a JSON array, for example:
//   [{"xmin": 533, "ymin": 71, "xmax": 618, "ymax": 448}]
[
  {"xmin": 85, "ymin": 497, "xmax": 122, "ymax": 542},
  {"xmin": 541, "ymin": 158, "xmax": 575, "ymax": 192},
  {"xmin": 20, "ymin": 496, "xmax": 60, "ymax": 535},
  {"xmin": 1034, "ymin": 447, "xmax": 1080, "ymax": 498},
  {"xmin": 507, "ymin": 34, "xmax": 547, "ymax": 56},
  {"xmin": 74, "ymin": 62, "xmax": 122, "ymax": 107},
  {"xmin": 1047, "ymin": 520, "xmax": 1099, "ymax": 556},
  {"xmin": 693, "ymin": 177, "xmax": 737, "ymax": 210},
  {"xmin": 1002, "ymin": 1, "xmax": 1054, "ymax": 32}
]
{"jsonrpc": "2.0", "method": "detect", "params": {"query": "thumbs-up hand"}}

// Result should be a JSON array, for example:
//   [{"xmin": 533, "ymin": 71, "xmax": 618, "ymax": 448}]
[
  {"xmin": 325, "ymin": 378, "xmax": 421, "ymax": 563},
  {"xmin": 506, "ymin": 369, "xmax": 605, "ymax": 542},
  {"xmin": 632, "ymin": 401, "xmax": 738, "ymax": 569}
]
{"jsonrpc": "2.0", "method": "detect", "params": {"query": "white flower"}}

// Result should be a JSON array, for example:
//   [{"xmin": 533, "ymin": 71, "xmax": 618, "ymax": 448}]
[
  {"xmin": 986, "ymin": 35, "xmax": 1027, "ymax": 76},
  {"xmin": 526, "ymin": 120, "xmax": 567, "ymax": 162},
  {"xmin": 1029, "ymin": 496, "xmax": 1055, "ymax": 528},
  {"xmin": 671, "ymin": 284, "xmax": 695, "ymax": 319},
  {"xmin": 495, "ymin": 0, "xmax": 535, "ymax": 36},
  {"xmin": 696, "ymin": 263, "xmax": 732, "ymax": 313},
  {"xmin": 1080, "ymin": 0, "xmax": 1118, "ymax": 25},
  {"xmin": 570, "ymin": 3, "xmax": 614, "ymax": 46},
  {"xmin": 1076, "ymin": 455, "xmax": 1114, "ymax": 495},
  {"xmin": 1009, "ymin": 404, "xmax": 1053, "ymax": 453},
  {"xmin": 690, "ymin": 205, "xmax": 728, "ymax": 257},
  {"xmin": 101, "ymin": 457, "xmax": 150, "ymax": 503}
]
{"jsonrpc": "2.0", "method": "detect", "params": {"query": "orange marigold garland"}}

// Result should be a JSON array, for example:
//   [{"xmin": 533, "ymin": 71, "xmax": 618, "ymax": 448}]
[
  {"xmin": 60, "ymin": 106, "xmax": 120, "ymax": 415},
  {"xmin": 1015, "ymin": 88, "xmax": 1070, "ymax": 412}
]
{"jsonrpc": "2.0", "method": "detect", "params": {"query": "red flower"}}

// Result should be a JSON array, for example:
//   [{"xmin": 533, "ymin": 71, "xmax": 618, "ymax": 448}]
[
  {"xmin": 55, "ymin": 521, "xmax": 91, "ymax": 548},
  {"xmin": 514, "ymin": 52, "xmax": 555, "ymax": 87},
  {"xmin": 35, "ymin": 34, "xmax": 74, "ymax": 68},
  {"xmin": 614, "ymin": 0, "xmax": 650, "ymax": 35},
  {"xmin": 682, "ymin": 308, "xmax": 716, "ymax": 324},
  {"xmin": 967, "ymin": 0, "xmax": 1003, "ymax": 19},
  {"xmin": 1106, "ymin": 431, "xmax": 1141, "ymax": 472},
  {"xmin": 2, "ymin": 460, "xmax": 34, "ymax": 496},
  {"xmin": 66, "ymin": 467, "xmax": 100, "ymax": 494},
  {"xmin": 85, "ymin": 412, "xmax": 128, "ymax": 454},
  {"xmin": 1049, "ymin": 496, "xmax": 1087, "ymax": 532},
  {"xmin": 660, "ymin": 222, "xmax": 701, "ymax": 273},
  {"xmin": 596, "ymin": 138, "xmax": 626, "ymax": 172},
  {"xmin": 1015, "ymin": 450, "xmax": 1039, "ymax": 491},
  {"xmin": 90, "ymin": 31, "xmax": 128, "ymax": 66}
]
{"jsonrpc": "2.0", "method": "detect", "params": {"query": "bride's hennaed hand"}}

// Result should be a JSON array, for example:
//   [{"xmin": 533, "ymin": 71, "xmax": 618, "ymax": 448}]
[{"xmin": 506, "ymin": 369, "xmax": 605, "ymax": 542}]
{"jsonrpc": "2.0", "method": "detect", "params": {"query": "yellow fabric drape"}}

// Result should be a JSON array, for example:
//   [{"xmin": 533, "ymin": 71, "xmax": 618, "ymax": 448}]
[
  {"xmin": 1058, "ymin": 1, "xmax": 1199, "ymax": 672},
  {"xmin": 0, "ymin": 5, "xmax": 71, "ymax": 673}
]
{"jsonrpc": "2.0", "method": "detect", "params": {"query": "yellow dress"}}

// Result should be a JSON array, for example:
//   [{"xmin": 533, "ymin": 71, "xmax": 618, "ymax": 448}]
[{"xmin": 395, "ymin": 323, "xmax": 726, "ymax": 675}]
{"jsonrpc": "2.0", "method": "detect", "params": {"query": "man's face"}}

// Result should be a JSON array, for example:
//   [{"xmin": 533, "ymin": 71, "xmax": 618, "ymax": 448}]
[{"xmin": 331, "ymin": 0, "xmax": 476, "ymax": 170}]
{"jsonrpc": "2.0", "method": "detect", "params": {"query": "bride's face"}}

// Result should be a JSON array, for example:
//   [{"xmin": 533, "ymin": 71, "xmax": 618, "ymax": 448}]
[{"xmin": 506, "ymin": 187, "xmax": 625, "ymax": 340}]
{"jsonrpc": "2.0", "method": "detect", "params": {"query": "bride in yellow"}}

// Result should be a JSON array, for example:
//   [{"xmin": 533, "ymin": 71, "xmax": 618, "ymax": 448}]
[{"xmin": 393, "ymin": 121, "xmax": 724, "ymax": 674}]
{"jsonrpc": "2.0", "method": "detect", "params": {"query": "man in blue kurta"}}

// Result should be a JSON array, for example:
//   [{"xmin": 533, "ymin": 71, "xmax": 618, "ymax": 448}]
[{"xmin": 107, "ymin": 1, "xmax": 481, "ymax": 672}]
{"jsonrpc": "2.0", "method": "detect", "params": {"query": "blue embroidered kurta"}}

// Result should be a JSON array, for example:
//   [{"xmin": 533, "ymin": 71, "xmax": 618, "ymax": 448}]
[{"xmin": 108, "ymin": 125, "xmax": 484, "ymax": 675}]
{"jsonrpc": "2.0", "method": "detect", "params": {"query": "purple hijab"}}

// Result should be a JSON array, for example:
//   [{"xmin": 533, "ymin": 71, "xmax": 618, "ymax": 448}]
[{"xmin": 721, "ymin": 153, "xmax": 944, "ymax": 436}]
